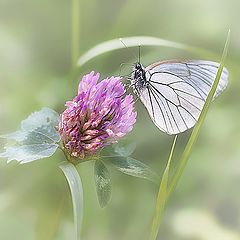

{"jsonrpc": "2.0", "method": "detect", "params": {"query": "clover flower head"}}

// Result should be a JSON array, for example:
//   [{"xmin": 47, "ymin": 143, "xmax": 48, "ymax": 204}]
[{"xmin": 58, "ymin": 71, "xmax": 136, "ymax": 161}]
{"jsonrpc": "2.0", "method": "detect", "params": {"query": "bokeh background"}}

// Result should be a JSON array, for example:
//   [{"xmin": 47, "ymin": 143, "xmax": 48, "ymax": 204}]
[{"xmin": 0, "ymin": 0, "xmax": 240, "ymax": 239}]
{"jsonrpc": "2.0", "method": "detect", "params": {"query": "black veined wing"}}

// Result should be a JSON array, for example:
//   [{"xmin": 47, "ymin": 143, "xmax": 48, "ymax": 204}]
[{"xmin": 139, "ymin": 60, "xmax": 228, "ymax": 135}]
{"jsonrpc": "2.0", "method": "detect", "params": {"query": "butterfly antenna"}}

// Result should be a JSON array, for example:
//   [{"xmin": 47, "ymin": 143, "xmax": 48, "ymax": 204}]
[
  {"xmin": 138, "ymin": 44, "xmax": 141, "ymax": 63},
  {"xmin": 119, "ymin": 38, "xmax": 138, "ymax": 61}
]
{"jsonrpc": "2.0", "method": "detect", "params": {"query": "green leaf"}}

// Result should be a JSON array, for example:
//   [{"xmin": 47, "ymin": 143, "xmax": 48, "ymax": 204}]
[
  {"xmin": 167, "ymin": 30, "xmax": 230, "ymax": 199},
  {"xmin": 105, "ymin": 157, "xmax": 158, "ymax": 184},
  {"xmin": 94, "ymin": 160, "xmax": 111, "ymax": 208},
  {"xmin": 0, "ymin": 131, "xmax": 28, "ymax": 141},
  {"xmin": 23, "ymin": 123, "xmax": 60, "ymax": 143},
  {"xmin": 149, "ymin": 136, "xmax": 177, "ymax": 240},
  {"xmin": 114, "ymin": 142, "xmax": 136, "ymax": 157},
  {"xmin": 0, "ymin": 108, "xmax": 60, "ymax": 163},
  {"xmin": 0, "ymin": 144, "xmax": 58, "ymax": 164},
  {"xmin": 21, "ymin": 107, "xmax": 59, "ymax": 132},
  {"xmin": 59, "ymin": 162, "xmax": 83, "ymax": 240}
]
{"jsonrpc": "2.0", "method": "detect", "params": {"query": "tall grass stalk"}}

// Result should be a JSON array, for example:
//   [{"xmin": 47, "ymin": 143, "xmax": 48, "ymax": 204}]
[
  {"xmin": 149, "ymin": 136, "xmax": 177, "ymax": 240},
  {"xmin": 167, "ymin": 30, "xmax": 230, "ymax": 199},
  {"xmin": 149, "ymin": 30, "xmax": 230, "ymax": 240}
]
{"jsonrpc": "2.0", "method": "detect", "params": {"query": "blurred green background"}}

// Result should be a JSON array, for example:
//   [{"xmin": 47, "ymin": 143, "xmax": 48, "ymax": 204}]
[{"xmin": 0, "ymin": 0, "xmax": 240, "ymax": 239}]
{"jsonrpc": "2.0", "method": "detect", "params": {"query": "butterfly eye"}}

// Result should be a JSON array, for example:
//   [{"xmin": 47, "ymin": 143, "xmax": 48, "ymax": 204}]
[{"xmin": 135, "ymin": 63, "xmax": 141, "ymax": 69}]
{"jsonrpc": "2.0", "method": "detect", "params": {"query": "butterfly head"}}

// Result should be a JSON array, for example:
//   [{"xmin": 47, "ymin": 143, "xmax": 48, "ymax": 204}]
[{"xmin": 131, "ymin": 63, "xmax": 148, "ymax": 92}]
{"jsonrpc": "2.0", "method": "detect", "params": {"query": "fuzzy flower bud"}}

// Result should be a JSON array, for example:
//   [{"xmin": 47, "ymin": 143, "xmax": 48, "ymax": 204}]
[{"xmin": 58, "ymin": 71, "xmax": 136, "ymax": 162}]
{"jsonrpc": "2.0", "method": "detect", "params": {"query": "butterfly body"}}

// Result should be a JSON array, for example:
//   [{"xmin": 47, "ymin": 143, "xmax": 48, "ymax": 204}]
[
  {"xmin": 130, "ymin": 60, "xmax": 228, "ymax": 135},
  {"xmin": 131, "ymin": 63, "xmax": 148, "ymax": 91}
]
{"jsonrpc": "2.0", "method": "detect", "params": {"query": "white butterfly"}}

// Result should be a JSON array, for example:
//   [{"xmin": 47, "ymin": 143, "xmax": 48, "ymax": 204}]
[{"xmin": 130, "ymin": 60, "xmax": 228, "ymax": 135}]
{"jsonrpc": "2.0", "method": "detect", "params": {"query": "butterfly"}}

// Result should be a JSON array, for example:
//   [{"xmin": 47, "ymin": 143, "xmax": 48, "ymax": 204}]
[{"xmin": 130, "ymin": 60, "xmax": 228, "ymax": 135}]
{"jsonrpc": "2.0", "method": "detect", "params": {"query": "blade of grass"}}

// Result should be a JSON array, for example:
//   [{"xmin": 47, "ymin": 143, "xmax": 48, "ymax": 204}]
[
  {"xmin": 149, "ymin": 135, "xmax": 178, "ymax": 240},
  {"xmin": 149, "ymin": 30, "xmax": 230, "ymax": 240},
  {"xmin": 59, "ymin": 162, "xmax": 83, "ymax": 240},
  {"xmin": 77, "ymin": 36, "xmax": 214, "ymax": 67},
  {"xmin": 167, "ymin": 30, "xmax": 230, "ymax": 199}
]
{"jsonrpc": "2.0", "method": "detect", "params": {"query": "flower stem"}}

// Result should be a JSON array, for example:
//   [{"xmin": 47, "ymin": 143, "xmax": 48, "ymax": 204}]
[
  {"xmin": 166, "ymin": 30, "xmax": 230, "ymax": 200},
  {"xmin": 149, "ymin": 136, "xmax": 177, "ymax": 240},
  {"xmin": 149, "ymin": 30, "xmax": 230, "ymax": 240}
]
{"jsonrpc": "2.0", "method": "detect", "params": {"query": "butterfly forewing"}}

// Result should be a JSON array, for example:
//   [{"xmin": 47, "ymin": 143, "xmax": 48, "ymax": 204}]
[{"xmin": 139, "ymin": 60, "xmax": 228, "ymax": 135}]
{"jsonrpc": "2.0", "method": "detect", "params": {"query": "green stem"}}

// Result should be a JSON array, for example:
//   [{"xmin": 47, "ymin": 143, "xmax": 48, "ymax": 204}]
[
  {"xmin": 166, "ymin": 30, "xmax": 230, "ymax": 200},
  {"xmin": 149, "ymin": 30, "xmax": 230, "ymax": 240},
  {"xmin": 149, "ymin": 136, "xmax": 177, "ymax": 240},
  {"xmin": 71, "ymin": 0, "xmax": 80, "ymax": 69}
]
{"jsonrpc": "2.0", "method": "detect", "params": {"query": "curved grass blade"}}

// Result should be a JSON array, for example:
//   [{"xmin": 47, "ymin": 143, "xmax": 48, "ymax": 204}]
[
  {"xmin": 167, "ymin": 30, "xmax": 230, "ymax": 199},
  {"xmin": 77, "ymin": 36, "xmax": 210, "ymax": 67},
  {"xmin": 59, "ymin": 162, "xmax": 83, "ymax": 240},
  {"xmin": 149, "ymin": 136, "xmax": 177, "ymax": 240}
]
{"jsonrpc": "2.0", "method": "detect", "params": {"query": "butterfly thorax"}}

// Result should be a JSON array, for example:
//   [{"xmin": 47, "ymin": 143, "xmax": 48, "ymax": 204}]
[{"xmin": 131, "ymin": 63, "xmax": 148, "ymax": 92}]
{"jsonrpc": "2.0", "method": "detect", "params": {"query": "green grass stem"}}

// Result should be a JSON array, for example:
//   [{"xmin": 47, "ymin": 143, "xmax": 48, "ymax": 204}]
[{"xmin": 149, "ymin": 30, "xmax": 230, "ymax": 240}]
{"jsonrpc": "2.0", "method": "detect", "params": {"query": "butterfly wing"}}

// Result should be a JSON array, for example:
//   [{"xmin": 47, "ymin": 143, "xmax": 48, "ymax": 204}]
[{"xmin": 139, "ymin": 60, "xmax": 228, "ymax": 135}]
